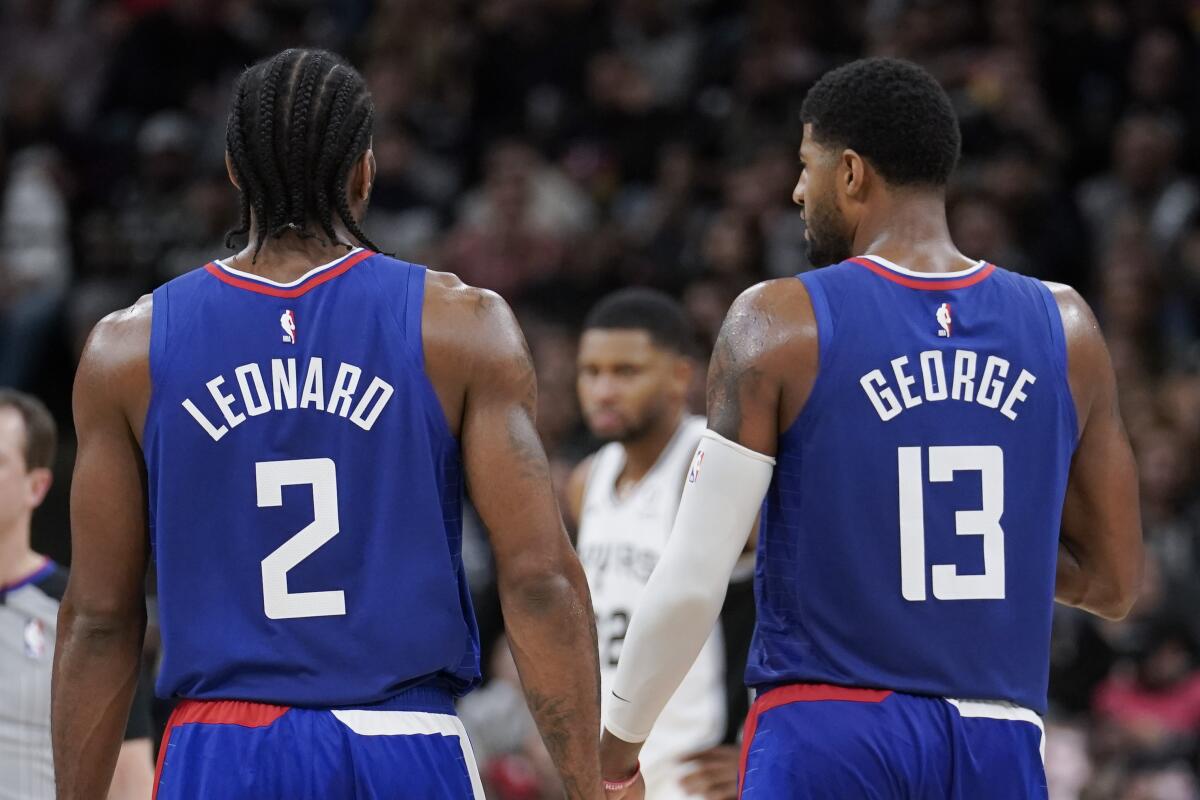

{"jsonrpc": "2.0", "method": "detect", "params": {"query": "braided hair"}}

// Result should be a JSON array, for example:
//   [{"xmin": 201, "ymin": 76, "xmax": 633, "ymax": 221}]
[{"xmin": 224, "ymin": 48, "xmax": 381, "ymax": 258}]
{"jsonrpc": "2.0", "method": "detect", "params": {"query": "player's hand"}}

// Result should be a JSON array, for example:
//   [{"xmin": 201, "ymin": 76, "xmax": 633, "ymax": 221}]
[
  {"xmin": 603, "ymin": 772, "xmax": 645, "ymax": 800},
  {"xmin": 679, "ymin": 745, "xmax": 740, "ymax": 799}
]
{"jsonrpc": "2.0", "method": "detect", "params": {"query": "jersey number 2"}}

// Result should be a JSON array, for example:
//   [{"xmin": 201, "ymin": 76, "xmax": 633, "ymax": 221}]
[
  {"xmin": 897, "ymin": 445, "xmax": 1005, "ymax": 601},
  {"xmin": 256, "ymin": 458, "xmax": 346, "ymax": 619}
]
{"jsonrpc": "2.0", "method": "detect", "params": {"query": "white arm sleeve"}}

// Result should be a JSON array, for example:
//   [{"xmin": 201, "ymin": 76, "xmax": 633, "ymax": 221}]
[{"xmin": 603, "ymin": 429, "xmax": 775, "ymax": 743}]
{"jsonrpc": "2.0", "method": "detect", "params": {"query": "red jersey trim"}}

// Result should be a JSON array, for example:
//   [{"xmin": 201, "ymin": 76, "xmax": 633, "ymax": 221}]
[
  {"xmin": 737, "ymin": 684, "xmax": 892, "ymax": 796},
  {"xmin": 205, "ymin": 249, "xmax": 374, "ymax": 298},
  {"xmin": 850, "ymin": 256, "xmax": 995, "ymax": 291},
  {"xmin": 153, "ymin": 699, "xmax": 290, "ymax": 797}
]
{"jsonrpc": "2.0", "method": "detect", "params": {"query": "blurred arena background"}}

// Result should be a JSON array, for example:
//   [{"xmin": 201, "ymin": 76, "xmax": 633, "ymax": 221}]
[{"xmin": 2, "ymin": 0, "xmax": 1199, "ymax": 797}]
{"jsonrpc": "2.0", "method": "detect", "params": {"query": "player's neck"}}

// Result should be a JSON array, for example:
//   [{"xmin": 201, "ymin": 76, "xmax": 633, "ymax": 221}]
[
  {"xmin": 0, "ymin": 524, "xmax": 44, "ymax": 587},
  {"xmin": 225, "ymin": 226, "xmax": 363, "ymax": 284},
  {"xmin": 618, "ymin": 409, "xmax": 685, "ymax": 488},
  {"xmin": 854, "ymin": 192, "xmax": 975, "ymax": 274}
]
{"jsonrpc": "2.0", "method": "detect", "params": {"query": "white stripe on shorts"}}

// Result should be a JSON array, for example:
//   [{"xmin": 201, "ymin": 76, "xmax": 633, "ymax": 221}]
[
  {"xmin": 331, "ymin": 710, "xmax": 485, "ymax": 798},
  {"xmin": 944, "ymin": 698, "xmax": 1045, "ymax": 763}
]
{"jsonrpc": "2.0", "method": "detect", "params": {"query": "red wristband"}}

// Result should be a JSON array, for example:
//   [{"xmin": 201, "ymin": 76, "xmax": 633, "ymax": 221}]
[{"xmin": 602, "ymin": 761, "xmax": 641, "ymax": 792}]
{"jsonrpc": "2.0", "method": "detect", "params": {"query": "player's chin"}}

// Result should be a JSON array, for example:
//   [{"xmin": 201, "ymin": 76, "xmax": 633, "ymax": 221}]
[
  {"xmin": 594, "ymin": 426, "xmax": 633, "ymax": 443},
  {"xmin": 805, "ymin": 238, "xmax": 844, "ymax": 268}
]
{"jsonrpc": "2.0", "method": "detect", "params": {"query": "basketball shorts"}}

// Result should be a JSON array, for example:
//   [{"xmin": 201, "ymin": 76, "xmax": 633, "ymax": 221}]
[
  {"xmin": 738, "ymin": 683, "xmax": 1046, "ymax": 799},
  {"xmin": 153, "ymin": 686, "xmax": 483, "ymax": 799}
]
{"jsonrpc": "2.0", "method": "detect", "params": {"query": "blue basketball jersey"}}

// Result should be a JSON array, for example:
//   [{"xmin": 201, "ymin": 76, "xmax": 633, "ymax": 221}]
[
  {"xmin": 747, "ymin": 255, "xmax": 1078, "ymax": 713},
  {"xmin": 143, "ymin": 249, "xmax": 480, "ymax": 707}
]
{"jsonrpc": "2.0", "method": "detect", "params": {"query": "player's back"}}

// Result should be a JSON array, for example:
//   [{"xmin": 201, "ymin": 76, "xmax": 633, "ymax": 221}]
[
  {"xmin": 750, "ymin": 255, "xmax": 1077, "ymax": 714},
  {"xmin": 143, "ymin": 248, "xmax": 479, "ymax": 707}
]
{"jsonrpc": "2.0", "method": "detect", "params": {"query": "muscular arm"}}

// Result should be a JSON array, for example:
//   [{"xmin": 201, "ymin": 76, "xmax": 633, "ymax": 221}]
[
  {"xmin": 53, "ymin": 300, "xmax": 152, "ymax": 799},
  {"xmin": 1049, "ymin": 284, "xmax": 1142, "ymax": 620},
  {"xmin": 451, "ymin": 287, "xmax": 602, "ymax": 799},
  {"xmin": 600, "ymin": 281, "xmax": 811, "ymax": 784}
]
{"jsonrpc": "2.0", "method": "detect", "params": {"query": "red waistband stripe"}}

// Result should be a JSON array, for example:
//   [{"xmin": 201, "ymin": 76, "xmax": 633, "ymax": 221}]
[
  {"xmin": 737, "ymin": 684, "xmax": 892, "ymax": 797},
  {"xmin": 153, "ymin": 699, "xmax": 291, "ymax": 798}
]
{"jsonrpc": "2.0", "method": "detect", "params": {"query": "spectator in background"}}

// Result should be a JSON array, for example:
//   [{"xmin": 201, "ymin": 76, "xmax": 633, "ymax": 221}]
[
  {"xmin": 1078, "ymin": 113, "xmax": 1200, "ymax": 258},
  {"xmin": 976, "ymin": 141, "xmax": 1091, "ymax": 289},
  {"xmin": 1093, "ymin": 615, "xmax": 1200, "ymax": 765},
  {"xmin": 114, "ymin": 111, "xmax": 200, "ymax": 281},
  {"xmin": 0, "ymin": 390, "xmax": 154, "ymax": 800},
  {"xmin": 442, "ymin": 140, "xmax": 588, "ymax": 299},
  {"xmin": 0, "ymin": 145, "xmax": 70, "ymax": 390},
  {"xmin": 611, "ymin": 140, "xmax": 709, "ymax": 287},
  {"xmin": 948, "ymin": 190, "xmax": 1034, "ymax": 275}
]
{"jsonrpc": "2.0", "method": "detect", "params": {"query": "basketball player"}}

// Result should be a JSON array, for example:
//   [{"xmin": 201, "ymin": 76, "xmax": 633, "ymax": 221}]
[
  {"xmin": 596, "ymin": 58, "xmax": 1143, "ymax": 798},
  {"xmin": 0, "ymin": 390, "xmax": 154, "ymax": 800},
  {"xmin": 51, "ymin": 49, "xmax": 602, "ymax": 799},
  {"xmin": 567, "ymin": 289, "xmax": 748, "ymax": 800}
]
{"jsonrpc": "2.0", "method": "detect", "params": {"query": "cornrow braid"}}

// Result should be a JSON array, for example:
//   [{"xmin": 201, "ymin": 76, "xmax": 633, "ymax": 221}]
[
  {"xmin": 253, "ymin": 51, "xmax": 292, "ymax": 247},
  {"xmin": 223, "ymin": 75, "xmax": 253, "ymax": 248},
  {"xmin": 223, "ymin": 48, "xmax": 381, "ymax": 260},
  {"xmin": 230, "ymin": 72, "xmax": 273, "ymax": 256},
  {"xmin": 286, "ymin": 51, "xmax": 325, "ymax": 230},
  {"xmin": 333, "ymin": 106, "xmax": 378, "ymax": 253},
  {"xmin": 311, "ymin": 68, "xmax": 357, "ymax": 245}
]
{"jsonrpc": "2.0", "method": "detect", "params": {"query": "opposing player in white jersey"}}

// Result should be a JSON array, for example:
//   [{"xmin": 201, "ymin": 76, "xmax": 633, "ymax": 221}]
[{"xmin": 567, "ymin": 289, "xmax": 748, "ymax": 800}]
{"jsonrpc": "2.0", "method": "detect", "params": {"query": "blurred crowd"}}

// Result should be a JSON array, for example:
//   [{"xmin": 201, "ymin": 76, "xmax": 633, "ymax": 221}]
[{"xmin": 2, "ymin": 0, "xmax": 1200, "ymax": 797}]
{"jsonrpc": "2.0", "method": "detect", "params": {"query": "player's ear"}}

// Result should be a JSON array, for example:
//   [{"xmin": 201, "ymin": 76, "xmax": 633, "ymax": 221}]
[
  {"xmin": 353, "ymin": 147, "xmax": 375, "ymax": 203},
  {"xmin": 26, "ymin": 467, "xmax": 53, "ymax": 510},
  {"xmin": 841, "ymin": 149, "xmax": 868, "ymax": 200},
  {"xmin": 224, "ymin": 151, "xmax": 240, "ymax": 190}
]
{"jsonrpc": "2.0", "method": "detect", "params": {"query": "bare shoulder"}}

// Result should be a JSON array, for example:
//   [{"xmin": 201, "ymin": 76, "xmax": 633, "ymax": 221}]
[
  {"xmin": 1041, "ymin": 281, "xmax": 1108, "ymax": 365},
  {"xmin": 423, "ymin": 270, "xmax": 527, "ymax": 366},
  {"xmin": 1043, "ymin": 282, "xmax": 1102, "ymax": 343},
  {"xmin": 421, "ymin": 271, "xmax": 534, "ymax": 436},
  {"xmin": 74, "ymin": 294, "xmax": 153, "ymax": 434},
  {"xmin": 567, "ymin": 454, "xmax": 595, "ymax": 497},
  {"xmin": 81, "ymin": 294, "xmax": 154, "ymax": 364},
  {"xmin": 721, "ymin": 277, "xmax": 816, "ymax": 353},
  {"xmin": 712, "ymin": 276, "xmax": 816, "ymax": 387},
  {"xmin": 1042, "ymin": 281, "xmax": 1112, "ymax": 429},
  {"xmin": 708, "ymin": 278, "xmax": 815, "ymax": 449},
  {"xmin": 565, "ymin": 454, "xmax": 596, "ymax": 530}
]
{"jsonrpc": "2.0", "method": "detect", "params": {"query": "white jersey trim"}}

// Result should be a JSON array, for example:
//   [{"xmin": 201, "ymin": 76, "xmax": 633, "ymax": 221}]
[
  {"xmin": 861, "ymin": 254, "xmax": 987, "ymax": 279},
  {"xmin": 331, "ymin": 710, "xmax": 485, "ymax": 798},
  {"xmin": 945, "ymin": 698, "xmax": 1045, "ymax": 763},
  {"xmin": 214, "ymin": 247, "xmax": 365, "ymax": 287}
]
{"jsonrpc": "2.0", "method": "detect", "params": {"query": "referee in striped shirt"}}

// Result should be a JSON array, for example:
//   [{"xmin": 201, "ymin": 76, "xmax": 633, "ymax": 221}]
[{"xmin": 0, "ymin": 389, "xmax": 153, "ymax": 799}]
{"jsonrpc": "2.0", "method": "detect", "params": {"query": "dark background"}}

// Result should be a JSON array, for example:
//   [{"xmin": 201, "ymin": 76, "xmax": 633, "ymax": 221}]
[{"xmin": 3, "ymin": 0, "xmax": 1199, "ymax": 796}]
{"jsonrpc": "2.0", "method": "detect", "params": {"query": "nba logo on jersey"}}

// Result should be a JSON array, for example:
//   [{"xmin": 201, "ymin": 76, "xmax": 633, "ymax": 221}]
[
  {"xmin": 936, "ymin": 303, "xmax": 952, "ymax": 337},
  {"xmin": 280, "ymin": 309, "xmax": 297, "ymax": 344},
  {"xmin": 23, "ymin": 618, "xmax": 47, "ymax": 660},
  {"xmin": 688, "ymin": 449, "xmax": 704, "ymax": 483}
]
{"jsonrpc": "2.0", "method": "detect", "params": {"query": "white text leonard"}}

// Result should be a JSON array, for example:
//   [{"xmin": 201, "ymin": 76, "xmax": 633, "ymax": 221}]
[{"xmin": 181, "ymin": 357, "xmax": 395, "ymax": 442}]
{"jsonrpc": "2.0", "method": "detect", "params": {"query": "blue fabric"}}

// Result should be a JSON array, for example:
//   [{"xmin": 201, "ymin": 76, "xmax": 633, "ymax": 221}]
[
  {"xmin": 155, "ymin": 697, "xmax": 476, "ymax": 799},
  {"xmin": 740, "ymin": 691, "xmax": 1046, "ymax": 799},
  {"xmin": 143, "ymin": 252, "xmax": 479, "ymax": 707},
  {"xmin": 748, "ymin": 260, "xmax": 1077, "ymax": 713}
]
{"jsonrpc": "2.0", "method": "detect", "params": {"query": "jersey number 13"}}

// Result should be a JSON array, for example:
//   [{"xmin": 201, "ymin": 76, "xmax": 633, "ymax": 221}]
[{"xmin": 897, "ymin": 445, "xmax": 1005, "ymax": 602}]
